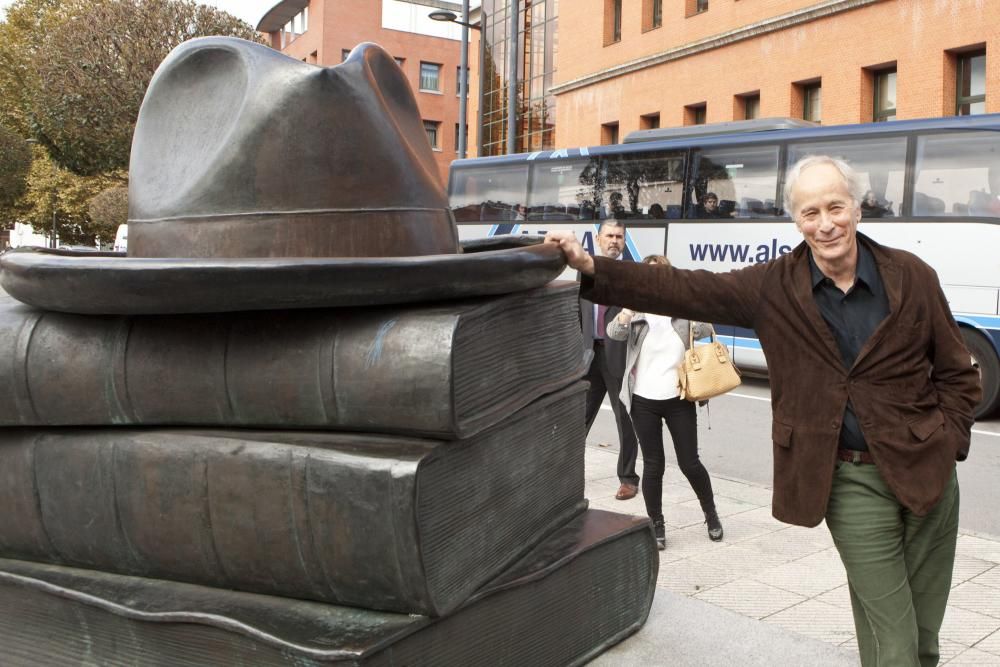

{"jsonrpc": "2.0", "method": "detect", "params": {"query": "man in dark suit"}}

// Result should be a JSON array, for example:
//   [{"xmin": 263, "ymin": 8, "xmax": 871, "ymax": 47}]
[
  {"xmin": 581, "ymin": 221, "xmax": 640, "ymax": 500},
  {"xmin": 549, "ymin": 156, "xmax": 980, "ymax": 667}
]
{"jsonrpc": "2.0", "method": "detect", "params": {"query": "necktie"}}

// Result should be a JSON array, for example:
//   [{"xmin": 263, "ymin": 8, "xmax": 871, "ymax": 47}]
[{"xmin": 596, "ymin": 304, "xmax": 608, "ymax": 340}]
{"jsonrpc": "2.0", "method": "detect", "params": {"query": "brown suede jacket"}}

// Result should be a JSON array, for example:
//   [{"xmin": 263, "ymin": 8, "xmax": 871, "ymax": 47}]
[{"xmin": 582, "ymin": 233, "xmax": 981, "ymax": 527}]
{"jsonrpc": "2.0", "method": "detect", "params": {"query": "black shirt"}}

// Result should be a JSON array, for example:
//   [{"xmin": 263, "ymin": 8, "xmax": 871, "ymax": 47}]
[{"xmin": 809, "ymin": 244, "xmax": 889, "ymax": 452}]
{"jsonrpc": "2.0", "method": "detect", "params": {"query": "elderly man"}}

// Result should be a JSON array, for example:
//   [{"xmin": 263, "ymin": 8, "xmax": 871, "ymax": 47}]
[
  {"xmin": 547, "ymin": 156, "xmax": 980, "ymax": 667},
  {"xmin": 581, "ymin": 221, "xmax": 640, "ymax": 500}
]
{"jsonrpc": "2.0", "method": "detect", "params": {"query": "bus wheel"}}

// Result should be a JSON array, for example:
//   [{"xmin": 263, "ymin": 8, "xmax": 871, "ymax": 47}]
[{"xmin": 962, "ymin": 328, "xmax": 1000, "ymax": 420}]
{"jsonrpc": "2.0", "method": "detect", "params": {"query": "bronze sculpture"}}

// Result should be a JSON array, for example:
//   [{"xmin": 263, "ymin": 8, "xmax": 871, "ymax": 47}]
[{"xmin": 0, "ymin": 37, "xmax": 655, "ymax": 665}]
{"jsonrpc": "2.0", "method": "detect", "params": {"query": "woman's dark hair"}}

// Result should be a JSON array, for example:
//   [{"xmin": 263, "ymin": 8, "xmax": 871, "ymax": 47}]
[{"xmin": 642, "ymin": 254, "xmax": 670, "ymax": 267}]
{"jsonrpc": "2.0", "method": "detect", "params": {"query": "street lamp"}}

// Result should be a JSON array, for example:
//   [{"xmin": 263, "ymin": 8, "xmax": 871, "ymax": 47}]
[
  {"xmin": 429, "ymin": 4, "xmax": 483, "ymax": 159},
  {"xmin": 24, "ymin": 138, "xmax": 57, "ymax": 248}
]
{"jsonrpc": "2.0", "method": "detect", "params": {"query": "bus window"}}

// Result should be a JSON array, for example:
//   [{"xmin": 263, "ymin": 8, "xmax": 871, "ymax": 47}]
[
  {"xmin": 527, "ymin": 157, "xmax": 602, "ymax": 220},
  {"xmin": 914, "ymin": 132, "xmax": 1000, "ymax": 217},
  {"xmin": 449, "ymin": 164, "xmax": 529, "ymax": 222},
  {"xmin": 603, "ymin": 151, "xmax": 686, "ymax": 220},
  {"xmin": 787, "ymin": 138, "xmax": 906, "ymax": 219},
  {"xmin": 687, "ymin": 146, "xmax": 780, "ymax": 219}
]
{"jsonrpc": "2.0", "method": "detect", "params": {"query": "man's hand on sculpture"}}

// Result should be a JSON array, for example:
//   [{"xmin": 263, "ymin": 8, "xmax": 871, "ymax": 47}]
[{"xmin": 545, "ymin": 231, "xmax": 595, "ymax": 275}]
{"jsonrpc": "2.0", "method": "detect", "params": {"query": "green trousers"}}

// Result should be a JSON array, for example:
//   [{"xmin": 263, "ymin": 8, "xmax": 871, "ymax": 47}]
[{"xmin": 825, "ymin": 460, "xmax": 959, "ymax": 667}]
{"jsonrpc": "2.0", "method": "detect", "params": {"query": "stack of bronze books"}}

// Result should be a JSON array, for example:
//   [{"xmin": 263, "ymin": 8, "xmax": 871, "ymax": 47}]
[{"xmin": 0, "ymin": 38, "xmax": 657, "ymax": 666}]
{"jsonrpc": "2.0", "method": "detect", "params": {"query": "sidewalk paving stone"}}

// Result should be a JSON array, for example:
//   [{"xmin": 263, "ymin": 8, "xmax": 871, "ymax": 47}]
[
  {"xmin": 584, "ymin": 442, "xmax": 1000, "ymax": 665},
  {"xmin": 693, "ymin": 578, "xmax": 806, "ymax": 619},
  {"xmin": 762, "ymin": 598, "xmax": 856, "ymax": 645}
]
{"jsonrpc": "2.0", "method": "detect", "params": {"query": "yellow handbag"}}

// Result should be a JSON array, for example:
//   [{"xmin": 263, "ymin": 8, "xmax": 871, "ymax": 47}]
[{"xmin": 678, "ymin": 324, "xmax": 741, "ymax": 402}]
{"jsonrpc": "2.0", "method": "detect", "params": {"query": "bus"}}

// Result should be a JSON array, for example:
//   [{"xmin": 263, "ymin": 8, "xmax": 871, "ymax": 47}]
[{"xmin": 447, "ymin": 115, "xmax": 1000, "ymax": 419}]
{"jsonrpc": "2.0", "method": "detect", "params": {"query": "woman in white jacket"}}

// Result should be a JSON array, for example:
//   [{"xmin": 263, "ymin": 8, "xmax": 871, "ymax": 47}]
[{"xmin": 606, "ymin": 254, "xmax": 723, "ymax": 550}]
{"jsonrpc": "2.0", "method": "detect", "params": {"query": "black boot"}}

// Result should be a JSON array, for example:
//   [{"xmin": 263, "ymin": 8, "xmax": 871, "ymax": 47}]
[
  {"xmin": 705, "ymin": 510, "xmax": 723, "ymax": 541},
  {"xmin": 652, "ymin": 518, "xmax": 666, "ymax": 550}
]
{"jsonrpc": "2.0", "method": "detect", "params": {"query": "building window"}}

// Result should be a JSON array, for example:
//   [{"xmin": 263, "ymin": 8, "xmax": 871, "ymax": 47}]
[
  {"xmin": 280, "ymin": 7, "xmax": 309, "ymax": 48},
  {"xmin": 687, "ymin": 0, "xmax": 708, "ymax": 17},
  {"xmin": 454, "ymin": 123, "xmax": 468, "ymax": 152},
  {"xmin": 456, "ymin": 66, "xmax": 469, "ymax": 95},
  {"xmin": 605, "ymin": 0, "xmax": 622, "ymax": 45},
  {"xmin": 394, "ymin": 56, "xmax": 406, "ymax": 67},
  {"xmin": 873, "ymin": 68, "xmax": 897, "ymax": 122},
  {"xmin": 643, "ymin": 0, "xmax": 663, "ymax": 31},
  {"xmin": 803, "ymin": 82, "xmax": 822, "ymax": 122},
  {"xmin": 742, "ymin": 94, "xmax": 760, "ymax": 120},
  {"xmin": 685, "ymin": 103, "xmax": 706, "ymax": 125},
  {"xmin": 341, "ymin": 49, "xmax": 351, "ymax": 62},
  {"xmin": 640, "ymin": 112, "xmax": 660, "ymax": 130},
  {"xmin": 601, "ymin": 122, "xmax": 619, "ymax": 145},
  {"xmin": 957, "ymin": 50, "xmax": 986, "ymax": 116},
  {"xmin": 424, "ymin": 121, "xmax": 440, "ymax": 149},
  {"xmin": 420, "ymin": 62, "xmax": 442, "ymax": 92}
]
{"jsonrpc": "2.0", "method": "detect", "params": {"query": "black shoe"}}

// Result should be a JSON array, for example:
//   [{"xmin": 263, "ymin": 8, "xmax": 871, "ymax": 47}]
[
  {"xmin": 653, "ymin": 518, "xmax": 666, "ymax": 550},
  {"xmin": 705, "ymin": 510, "xmax": 723, "ymax": 541}
]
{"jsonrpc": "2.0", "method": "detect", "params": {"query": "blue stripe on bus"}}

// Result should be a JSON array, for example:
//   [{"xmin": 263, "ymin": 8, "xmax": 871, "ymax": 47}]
[
  {"xmin": 721, "ymin": 314, "xmax": 999, "ymax": 354},
  {"xmin": 955, "ymin": 314, "xmax": 1000, "ymax": 329}
]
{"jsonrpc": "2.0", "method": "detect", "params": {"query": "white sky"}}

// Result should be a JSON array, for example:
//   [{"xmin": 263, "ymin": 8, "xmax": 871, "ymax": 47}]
[{"xmin": 0, "ymin": 1, "xmax": 277, "ymax": 28}]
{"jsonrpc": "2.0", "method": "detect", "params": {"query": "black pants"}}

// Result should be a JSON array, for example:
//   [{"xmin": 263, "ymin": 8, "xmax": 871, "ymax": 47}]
[
  {"xmin": 629, "ymin": 394, "xmax": 716, "ymax": 522},
  {"xmin": 583, "ymin": 343, "xmax": 639, "ymax": 486}
]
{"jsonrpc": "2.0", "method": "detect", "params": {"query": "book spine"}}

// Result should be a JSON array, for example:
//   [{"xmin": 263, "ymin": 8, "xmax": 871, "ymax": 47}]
[
  {"xmin": 0, "ymin": 429, "xmax": 435, "ymax": 614},
  {"xmin": 0, "ymin": 303, "xmax": 459, "ymax": 435}
]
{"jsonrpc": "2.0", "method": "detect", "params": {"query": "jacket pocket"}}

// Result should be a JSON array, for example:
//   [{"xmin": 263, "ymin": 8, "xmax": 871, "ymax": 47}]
[
  {"xmin": 772, "ymin": 420, "xmax": 793, "ymax": 448},
  {"xmin": 907, "ymin": 408, "xmax": 945, "ymax": 441}
]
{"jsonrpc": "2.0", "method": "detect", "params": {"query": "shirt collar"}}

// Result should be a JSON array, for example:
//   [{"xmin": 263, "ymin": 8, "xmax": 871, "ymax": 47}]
[{"xmin": 808, "ymin": 241, "xmax": 877, "ymax": 292}]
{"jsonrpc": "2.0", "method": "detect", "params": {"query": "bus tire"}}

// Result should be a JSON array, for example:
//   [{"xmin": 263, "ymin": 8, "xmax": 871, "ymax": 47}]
[{"xmin": 961, "ymin": 328, "xmax": 1000, "ymax": 420}]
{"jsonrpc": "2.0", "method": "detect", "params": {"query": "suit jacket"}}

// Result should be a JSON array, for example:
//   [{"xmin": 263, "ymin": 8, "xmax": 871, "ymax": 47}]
[
  {"xmin": 582, "ymin": 233, "xmax": 981, "ymax": 527},
  {"xmin": 580, "ymin": 298, "xmax": 627, "ymax": 382}
]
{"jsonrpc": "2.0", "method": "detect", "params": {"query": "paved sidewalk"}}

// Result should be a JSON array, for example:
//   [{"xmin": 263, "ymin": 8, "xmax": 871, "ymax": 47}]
[{"xmin": 584, "ymin": 443, "xmax": 1000, "ymax": 666}]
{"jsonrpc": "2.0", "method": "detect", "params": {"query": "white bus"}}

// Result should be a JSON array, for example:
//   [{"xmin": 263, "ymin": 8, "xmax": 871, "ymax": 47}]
[{"xmin": 448, "ymin": 115, "xmax": 1000, "ymax": 419}]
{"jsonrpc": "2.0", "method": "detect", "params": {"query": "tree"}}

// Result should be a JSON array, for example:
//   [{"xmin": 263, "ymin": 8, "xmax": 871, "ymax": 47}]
[
  {"xmin": 0, "ymin": 0, "xmax": 263, "ymax": 176},
  {"xmin": 16, "ymin": 146, "xmax": 123, "ymax": 245},
  {"xmin": 88, "ymin": 185, "xmax": 128, "ymax": 243},
  {"xmin": 0, "ymin": 125, "xmax": 32, "ymax": 210}
]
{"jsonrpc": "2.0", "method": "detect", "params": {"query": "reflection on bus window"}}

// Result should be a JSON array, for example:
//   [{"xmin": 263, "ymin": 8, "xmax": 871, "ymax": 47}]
[
  {"xmin": 527, "ymin": 157, "xmax": 601, "ymax": 220},
  {"xmin": 449, "ymin": 164, "xmax": 529, "ymax": 222},
  {"xmin": 914, "ymin": 132, "xmax": 1000, "ymax": 217},
  {"xmin": 787, "ymin": 138, "xmax": 906, "ymax": 218},
  {"xmin": 687, "ymin": 146, "xmax": 780, "ymax": 219},
  {"xmin": 603, "ymin": 151, "xmax": 686, "ymax": 220}
]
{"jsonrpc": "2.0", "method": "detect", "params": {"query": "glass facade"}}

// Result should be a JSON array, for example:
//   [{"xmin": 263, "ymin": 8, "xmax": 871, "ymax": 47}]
[{"xmin": 479, "ymin": 0, "xmax": 559, "ymax": 156}]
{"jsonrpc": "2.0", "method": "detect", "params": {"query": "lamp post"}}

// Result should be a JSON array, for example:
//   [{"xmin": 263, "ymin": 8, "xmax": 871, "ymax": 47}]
[
  {"xmin": 430, "ymin": 5, "xmax": 482, "ymax": 159},
  {"xmin": 24, "ymin": 138, "xmax": 56, "ymax": 248}
]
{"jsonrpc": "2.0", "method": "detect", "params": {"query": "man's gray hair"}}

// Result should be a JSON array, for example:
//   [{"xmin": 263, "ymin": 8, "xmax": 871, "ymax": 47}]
[
  {"xmin": 598, "ymin": 219, "xmax": 626, "ymax": 233},
  {"xmin": 783, "ymin": 155, "xmax": 865, "ymax": 216}
]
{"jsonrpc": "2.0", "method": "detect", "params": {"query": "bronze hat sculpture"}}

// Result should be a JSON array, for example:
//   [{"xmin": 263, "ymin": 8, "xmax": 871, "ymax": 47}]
[{"xmin": 0, "ymin": 37, "xmax": 564, "ymax": 315}]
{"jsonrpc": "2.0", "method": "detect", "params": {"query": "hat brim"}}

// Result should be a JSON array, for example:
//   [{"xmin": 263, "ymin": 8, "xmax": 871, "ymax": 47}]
[{"xmin": 0, "ymin": 236, "xmax": 567, "ymax": 315}]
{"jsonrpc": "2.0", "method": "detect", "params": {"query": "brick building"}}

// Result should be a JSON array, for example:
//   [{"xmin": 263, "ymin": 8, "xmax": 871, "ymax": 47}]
[
  {"xmin": 258, "ymin": 0, "xmax": 472, "ymax": 184},
  {"xmin": 554, "ymin": 0, "xmax": 996, "ymax": 147},
  {"xmin": 469, "ymin": 0, "xmax": 997, "ymax": 155}
]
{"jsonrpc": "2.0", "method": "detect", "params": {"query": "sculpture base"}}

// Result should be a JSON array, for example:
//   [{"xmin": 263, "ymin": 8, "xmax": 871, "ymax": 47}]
[{"xmin": 0, "ymin": 510, "xmax": 657, "ymax": 666}]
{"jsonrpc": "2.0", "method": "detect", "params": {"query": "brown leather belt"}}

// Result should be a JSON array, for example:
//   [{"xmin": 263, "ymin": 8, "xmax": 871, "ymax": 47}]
[{"xmin": 837, "ymin": 448, "xmax": 875, "ymax": 465}]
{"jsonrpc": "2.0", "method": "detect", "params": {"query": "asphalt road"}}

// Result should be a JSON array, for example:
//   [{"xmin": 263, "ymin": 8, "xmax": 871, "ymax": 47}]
[{"xmin": 588, "ymin": 377, "xmax": 1000, "ymax": 536}]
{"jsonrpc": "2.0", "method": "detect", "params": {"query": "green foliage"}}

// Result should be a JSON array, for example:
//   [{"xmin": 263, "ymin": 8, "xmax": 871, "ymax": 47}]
[
  {"xmin": 0, "ymin": 0, "xmax": 264, "ymax": 176},
  {"xmin": 87, "ymin": 185, "xmax": 128, "ymax": 243},
  {"xmin": 0, "ymin": 125, "xmax": 32, "ymax": 209},
  {"xmin": 16, "ymin": 146, "xmax": 125, "ymax": 245}
]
